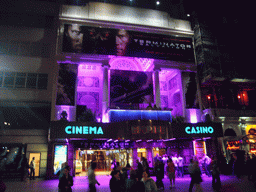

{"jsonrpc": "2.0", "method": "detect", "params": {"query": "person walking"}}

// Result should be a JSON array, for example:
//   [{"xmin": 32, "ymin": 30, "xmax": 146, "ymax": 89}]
[
  {"xmin": 201, "ymin": 154, "xmax": 211, "ymax": 177},
  {"xmin": 142, "ymin": 157, "xmax": 149, "ymax": 175},
  {"xmin": 136, "ymin": 159, "xmax": 143, "ymax": 181},
  {"xmin": 177, "ymin": 155, "xmax": 184, "ymax": 178},
  {"xmin": 211, "ymin": 156, "xmax": 221, "ymax": 191},
  {"xmin": 166, "ymin": 158, "xmax": 175, "ymax": 189},
  {"xmin": 110, "ymin": 170, "xmax": 123, "ymax": 192},
  {"xmin": 20, "ymin": 157, "xmax": 29, "ymax": 181},
  {"xmin": 142, "ymin": 170, "xmax": 158, "ymax": 192},
  {"xmin": 154, "ymin": 160, "xmax": 164, "ymax": 190},
  {"xmin": 58, "ymin": 166, "xmax": 73, "ymax": 192},
  {"xmin": 193, "ymin": 160, "xmax": 203, "ymax": 192},
  {"xmin": 88, "ymin": 162, "xmax": 100, "ymax": 192},
  {"xmin": 188, "ymin": 158, "xmax": 195, "ymax": 192},
  {"xmin": 29, "ymin": 157, "xmax": 35, "ymax": 180}
]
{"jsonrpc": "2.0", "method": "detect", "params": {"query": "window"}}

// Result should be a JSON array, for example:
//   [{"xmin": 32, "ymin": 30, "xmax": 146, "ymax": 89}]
[
  {"xmin": 0, "ymin": 72, "xmax": 3, "ymax": 87},
  {"xmin": 26, "ymin": 73, "xmax": 38, "ymax": 89},
  {"xmin": 0, "ymin": 72, "xmax": 48, "ymax": 90},
  {"xmin": 15, "ymin": 73, "xmax": 26, "ymax": 88},
  {"xmin": 3, "ymin": 72, "xmax": 15, "ymax": 88},
  {"xmin": 37, "ymin": 74, "xmax": 48, "ymax": 89}
]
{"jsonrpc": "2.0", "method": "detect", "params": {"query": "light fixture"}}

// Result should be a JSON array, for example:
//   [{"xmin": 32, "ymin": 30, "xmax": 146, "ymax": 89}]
[
  {"xmin": 187, "ymin": 14, "xmax": 190, "ymax": 17},
  {"xmin": 156, "ymin": 1, "xmax": 160, "ymax": 5}
]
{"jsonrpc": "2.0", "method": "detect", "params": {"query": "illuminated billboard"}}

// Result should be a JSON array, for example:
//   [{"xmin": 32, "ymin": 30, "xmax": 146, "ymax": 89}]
[
  {"xmin": 54, "ymin": 145, "xmax": 67, "ymax": 175},
  {"xmin": 110, "ymin": 69, "xmax": 153, "ymax": 104},
  {"xmin": 62, "ymin": 24, "xmax": 194, "ymax": 62}
]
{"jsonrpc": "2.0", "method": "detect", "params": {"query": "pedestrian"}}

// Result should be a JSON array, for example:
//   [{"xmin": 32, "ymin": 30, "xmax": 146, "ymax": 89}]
[
  {"xmin": 245, "ymin": 154, "xmax": 252, "ymax": 180},
  {"xmin": 136, "ymin": 159, "xmax": 143, "ymax": 181},
  {"xmin": 201, "ymin": 154, "xmax": 211, "ymax": 177},
  {"xmin": 177, "ymin": 154, "xmax": 184, "ymax": 178},
  {"xmin": 172, "ymin": 154, "xmax": 178, "ymax": 177},
  {"xmin": 193, "ymin": 160, "xmax": 203, "ymax": 192},
  {"xmin": 166, "ymin": 158, "xmax": 175, "ymax": 189},
  {"xmin": 58, "ymin": 166, "xmax": 73, "ymax": 192},
  {"xmin": 29, "ymin": 157, "xmax": 35, "ymax": 180},
  {"xmin": 126, "ymin": 169, "xmax": 145, "ymax": 192},
  {"xmin": 211, "ymin": 156, "xmax": 221, "ymax": 191},
  {"xmin": 142, "ymin": 157, "xmax": 149, "ymax": 175},
  {"xmin": 188, "ymin": 158, "xmax": 195, "ymax": 192},
  {"xmin": 154, "ymin": 160, "xmax": 164, "ymax": 190},
  {"xmin": 20, "ymin": 157, "xmax": 29, "ymax": 181},
  {"xmin": 142, "ymin": 170, "xmax": 158, "ymax": 192},
  {"xmin": 110, "ymin": 170, "xmax": 123, "ymax": 192},
  {"xmin": 88, "ymin": 162, "xmax": 100, "ymax": 192}
]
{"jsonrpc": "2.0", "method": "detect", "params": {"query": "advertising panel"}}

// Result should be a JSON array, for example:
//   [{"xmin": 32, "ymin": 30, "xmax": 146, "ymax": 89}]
[
  {"xmin": 193, "ymin": 140, "xmax": 206, "ymax": 158},
  {"xmin": 62, "ymin": 24, "xmax": 194, "ymax": 62},
  {"xmin": 110, "ymin": 69, "xmax": 153, "ymax": 104},
  {"xmin": 54, "ymin": 145, "xmax": 67, "ymax": 175},
  {"xmin": 56, "ymin": 63, "xmax": 78, "ymax": 106}
]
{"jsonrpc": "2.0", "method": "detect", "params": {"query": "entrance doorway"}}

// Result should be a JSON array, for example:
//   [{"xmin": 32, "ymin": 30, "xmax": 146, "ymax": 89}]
[
  {"xmin": 75, "ymin": 149, "xmax": 132, "ymax": 176},
  {"xmin": 29, "ymin": 153, "xmax": 40, "ymax": 177}
]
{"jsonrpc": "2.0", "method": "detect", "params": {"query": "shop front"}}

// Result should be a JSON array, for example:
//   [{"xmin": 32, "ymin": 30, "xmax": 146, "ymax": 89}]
[{"xmin": 171, "ymin": 122, "xmax": 223, "ymax": 174}]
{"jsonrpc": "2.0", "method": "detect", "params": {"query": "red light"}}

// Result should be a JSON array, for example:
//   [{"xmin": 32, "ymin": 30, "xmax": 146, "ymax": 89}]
[
  {"xmin": 238, "ymin": 95, "xmax": 240, "ymax": 99},
  {"xmin": 207, "ymin": 96, "xmax": 211, "ymax": 100}
]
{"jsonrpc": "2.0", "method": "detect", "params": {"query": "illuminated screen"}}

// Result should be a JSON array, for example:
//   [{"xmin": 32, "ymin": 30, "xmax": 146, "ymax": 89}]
[
  {"xmin": 110, "ymin": 69, "xmax": 153, "ymax": 104},
  {"xmin": 54, "ymin": 145, "xmax": 67, "ymax": 175}
]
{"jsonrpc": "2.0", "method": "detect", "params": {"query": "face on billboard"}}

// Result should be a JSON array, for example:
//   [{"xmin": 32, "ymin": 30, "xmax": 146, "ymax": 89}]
[
  {"xmin": 65, "ymin": 24, "xmax": 84, "ymax": 53},
  {"xmin": 116, "ymin": 29, "xmax": 131, "ymax": 56}
]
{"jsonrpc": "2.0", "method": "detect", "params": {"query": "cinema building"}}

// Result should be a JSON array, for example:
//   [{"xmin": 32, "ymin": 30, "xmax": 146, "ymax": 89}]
[{"xmin": 46, "ymin": 2, "xmax": 223, "ymax": 178}]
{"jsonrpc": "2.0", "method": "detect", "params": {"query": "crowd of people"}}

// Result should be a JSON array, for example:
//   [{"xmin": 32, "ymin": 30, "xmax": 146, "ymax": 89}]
[{"xmin": 55, "ymin": 151, "xmax": 256, "ymax": 192}]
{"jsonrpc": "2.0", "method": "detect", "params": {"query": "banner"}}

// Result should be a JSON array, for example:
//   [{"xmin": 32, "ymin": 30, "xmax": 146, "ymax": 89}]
[
  {"xmin": 56, "ymin": 63, "xmax": 78, "ymax": 106},
  {"xmin": 62, "ymin": 24, "xmax": 194, "ymax": 62},
  {"xmin": 110, "ymin": 69, "xmax": 153, "ymax": 104}
]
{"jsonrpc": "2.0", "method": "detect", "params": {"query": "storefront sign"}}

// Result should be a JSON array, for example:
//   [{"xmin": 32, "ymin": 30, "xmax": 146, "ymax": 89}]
[
  {"xmin": 185, "ymin": 126, "xmax": 214, "ymax": 134},
  {"xmin": 172, "ymin": 122, "xmax": 223, "ymax": 138},
  {"xmin": 65, "ymin": 126, "xmax": 104, "ymax": 135},
  {"xmin": 49, "ymin": 121, "xmax": 127, "ymax": 140}
]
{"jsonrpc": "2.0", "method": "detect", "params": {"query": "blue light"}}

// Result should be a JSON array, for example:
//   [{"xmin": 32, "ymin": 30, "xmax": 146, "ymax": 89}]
[{"xmin": 109, "ymin": 109, "xmax": 171, "ymax": 122}]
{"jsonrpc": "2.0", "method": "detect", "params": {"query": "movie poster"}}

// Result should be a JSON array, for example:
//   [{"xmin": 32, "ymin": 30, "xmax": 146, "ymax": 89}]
[
  {"xmin": 56, "ymin": 63, "xmax": 78, "ymax": 106},
  {"xmin": 62, "ymin": 24, "xmax": 194, "ymax": 62},
  {"xmin": 110, "ymin": 69, "xmax": 153, "ymax": 104},
  {"xmin": 54, "ymin": 145, "xmax": 67, "ymax": 175}
]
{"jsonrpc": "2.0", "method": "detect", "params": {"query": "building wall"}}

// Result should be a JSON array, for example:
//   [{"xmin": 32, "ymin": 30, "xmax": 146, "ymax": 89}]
[
  {"xmin": 60, "ymin": 2, "xmax": 192, "ymax": 33},
  {"xmin": 0, "ymin": 25, "xmax": 57, "ymax": 105}
]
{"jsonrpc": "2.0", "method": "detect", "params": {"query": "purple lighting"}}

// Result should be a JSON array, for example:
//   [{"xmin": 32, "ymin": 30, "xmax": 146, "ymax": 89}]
[{"xmin": 136, "ymin": 139, "xmax": 142, "ymax": 142}]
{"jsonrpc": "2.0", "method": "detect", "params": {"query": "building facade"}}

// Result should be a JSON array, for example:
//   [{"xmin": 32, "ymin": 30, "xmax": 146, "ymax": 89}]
[
  {"xmin": 0, "ymin": 0, "xmax": 60, "ymax": 178},
  {"xmin": 46, "ymin": 2, "xmax": 223, "ymax": 178}
]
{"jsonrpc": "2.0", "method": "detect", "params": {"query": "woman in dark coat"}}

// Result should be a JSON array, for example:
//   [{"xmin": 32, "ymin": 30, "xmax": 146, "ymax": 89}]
[{"xmin": 58, "ymin": 166, "xmax": 73, "ymax": 192}]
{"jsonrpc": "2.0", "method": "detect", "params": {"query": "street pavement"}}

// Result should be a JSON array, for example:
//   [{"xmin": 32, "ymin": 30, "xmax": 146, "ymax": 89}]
[{"xmin": 3, "ymin": 174, "xmax": 256, "ymax": 192}]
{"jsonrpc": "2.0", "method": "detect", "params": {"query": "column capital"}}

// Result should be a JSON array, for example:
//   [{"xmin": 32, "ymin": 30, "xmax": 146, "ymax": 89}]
[
  {"xmin": 153, "ymin": 67, "xmax": 161, "ymax": 72},
  {"xmin": 101, "ymin": 60, "xmax": 111, "ymax": 68}
]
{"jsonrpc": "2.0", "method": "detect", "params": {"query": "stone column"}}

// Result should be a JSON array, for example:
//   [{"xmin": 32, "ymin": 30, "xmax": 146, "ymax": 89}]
[
  {"xmin": 67, "ymin": 140, "xmax": 75, "ymax": 177},
  {"xmin": 154, "ymin": 67, "xmax": 161, "ymax": 108},
  {"xmin": 147, "ymin": 147, "xmax": 153, "ymax": 167},
  {"xmin": 132, "ymin": 148, "xmax": 138, "ymax": 169},
  {"xmin": 101, "ymin": 61, "xmax": 110, "ymax": 122}
]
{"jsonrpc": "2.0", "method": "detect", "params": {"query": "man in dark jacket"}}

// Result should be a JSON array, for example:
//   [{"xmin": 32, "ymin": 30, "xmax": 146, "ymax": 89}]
[
  {"xmin": 110, "ymin": 170, "xmax": 123, "ymax": 192},
  {"xmin": 136, "ymin": 159, "xmax": 144, "ymax": 181}
]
